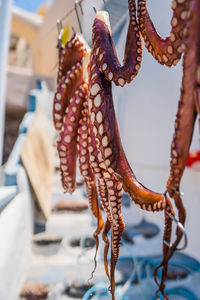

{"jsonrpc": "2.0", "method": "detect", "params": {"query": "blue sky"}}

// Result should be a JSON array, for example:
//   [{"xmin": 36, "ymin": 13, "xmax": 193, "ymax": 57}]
[{"xmin": 13, "ymin": 0, "xmax": 54, "ymax": 12}]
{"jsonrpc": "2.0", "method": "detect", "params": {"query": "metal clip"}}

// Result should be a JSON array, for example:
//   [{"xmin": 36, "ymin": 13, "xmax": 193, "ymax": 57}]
[
  {"xmin": 75, "ymin": 0, "xmax": 83, "ymax": 33},
  {"xmin": 57, "ymin": 19, "xmax": 64, "ymax": 47},
  {"xmin": 72, "ymin": 26, "xmax": 76, "ymax": 35},
  {"xmin": 164, "ymin": 211, "xmax": 188, "ymax": 251},
  {"xmin": 103, "ymin": 0, "xmax": 109, "ymax": 13}
]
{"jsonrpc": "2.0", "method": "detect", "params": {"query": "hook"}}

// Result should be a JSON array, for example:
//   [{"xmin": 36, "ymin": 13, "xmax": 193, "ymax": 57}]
[
  {"xmin": 164, "ymin": 211, "xmax": 188, "ymax": 251},
  {"xmin": 72, "ymin": 26, "xmax": 76, "ymax": 35},
  {"xmin": 57, "ymin": 19, "xmax": 64, "ymax": 47},
  {"xmin": 75, "ymin": 0, "xmax": 83, "ymax": 33},
  {"xmin": 93, "ymin": 7, "xmax": 97, "ymax": 13},
  {"xmin": 103, "ymin": 0, "xmax": 109, "ymax": 13}
]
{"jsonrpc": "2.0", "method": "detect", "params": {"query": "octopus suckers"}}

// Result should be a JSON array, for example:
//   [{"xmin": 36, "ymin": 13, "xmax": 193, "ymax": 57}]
[
  {"xmin": 61, "ymin": 158, "xmax": 67, "ymax": 163},
  {"xmin": 61, "ymin": 83, "xmax": 66, "ymax": 89},
  {"xmin": 88, "ymin": 99, "xmax": 92, "ymax": 112},
  {"xmin": 56, "ymin": 93, "xmax": 62, "ymax": 100},
  {"xmin": 167, "ymin": 46, "xmax": 173, "ymax": 55},
  {"xmin": 96, "ymin": 111, "xmax": 103, "ymax": 123},
  {"xmin": 105, "ymin": 159, "xmax": 111, "ymax": 167},
  {"xmin": 61, "ymin": 165, "xmax": 68, "ymax": 171},
  {"xmin": 116, "ymin": 183, "xmax": 122, "ymax": 191},
  {"xmin": 90, "ymin": 155, "xmax": 95, "ymax": 162},
  {"xmin": 104, "ymin": 147, "xmax": 112, "ymax": 157},
  {"xmin": 91, "ymin": 83, "xmax": 101, "ymax": 96},
  {"xmin": 91, "ymin": 112, "xmax": 95, "ymax": 123},
  {"xmin": 91, "ymin": 73, "xmax": 98, "ymax": 80},
  {"xmin": 181, "ymin": 11, "xmax": 189, "ymax": 20},
  {"xmin": 177, "ymin": 44, "xmax": 186, "ymax": 53},
  {"xmin": 102, "ymin": 136, "xmax": 109, "ymax": 147},
  {"xmin": 65, "ymin": 78, "xmax": 69, "ymax": 84},
  {"xmin": 172, "ymin": 150, "xmax": 178, "ymax": 157},
  {"xmin": 94, "ymin": 94, "xmax": 102, "ymax": 108},
  {"xmin": 82, "ymin": 164, "xmax": 88, "ymax": 170},
  {"xmin": 171, "ymin": 0, "xmax": 177, "ymax": 10},
  {"xmin": 102, "ymin": 63, "xmax": 107, "ymax": 71},
  {"xmin": 93, "ymin": 126, "xmax": 98, "ymax": 135},
  {"xmin": 96, "ymin": 48, "xmax": 100, "ymax": 55},
  {"xmin": 104, "ymin": 172, "xmax": 111, "ymax": 178},
  {"xmin": 80, "ymin": 151, "xmax": 87, "ymax": 159},
  {"xmin": 55, "ymin": 114, "xmax": 61, "ymax": 120},
  {"xmin": 60, "ymin": 144, "xmax": 66, "ymax": 151},
  {"xmin": 118, "ymin": 78, "xmax": 125, "ymax": 86},
  {"xmin": 98, "ymin": 124, "xmax": 104, "ymax": 135},
  {"xmin": 98, "ymin": 152, "xmax": 102, "ymax": 162},
  {"xmin": 64, "ymin": 135, "xmax": 71, "ymax": 143},
  {"xmin": 135, "ymin": 64, "xmax": 140, "ymax": 71},
  {"xmin": 70, "ymin": 116, "xmax": 76, "ymax": 122},
  {"xmin": 118, "ymin": 190, "xmax": 123, "ymax": 196},
  {"xmin": 88, "ymin": 146, "xmax": 94, "ymax": 152},
  {"xmin": 170, "ymin": 32, "xmax": 176, "ymax": 42},
  {"xmin": 171, "ymin": 17, "xmax": 178, "ymax": 27},
  {"xmin": 108, "ymin": 72, "xmax": 113, "ymax": 81},
  {"xmin": 177, "ymin": 0, "xmax": 185, "ymax": 3},
  {"xmin": 99, "ymin": 53, "xmax": 104, "ymax": 61},
  {"xmin": 72, "ymin": 107, "xmax": 77, "ymax": 113},
  {"xmin": 68, "ymin": 125, "xmax": 73, "ymax": 132},
  {"xmin": 99, "ymin": 162, "xmax": 106, "ymax": 169},
  {"xmin": 162, "ymin": 54, "xmax": 169, "ymax": 63},
  {"xmin": 173, "ymin": 59, "xmax": 179, "ymax": 66},
  {"xmin": 157, "ymin": 54, "xmax": 161, "ymax": 62},
  {"xmin": 80, "ymin": 157, "xmax": 86, "ymax": 163}
]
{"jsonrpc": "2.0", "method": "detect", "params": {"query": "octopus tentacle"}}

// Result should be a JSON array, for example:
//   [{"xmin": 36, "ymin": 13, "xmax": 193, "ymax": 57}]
[
  {"xmin": 53, "ymin": 62, "xmax": 83, "ymax": 131},
  {"xmin": 88, "ymin": 117, "xmax": 113, "ymax": 279},
  {"xmin": 54, "ymin": 33, "xmax": 91, "ymax": 131},
  {"xmin": 57, "ymin": 83, "xmax": 87, "ymax": 193},
  {"xmin": 101, "ymin": 218, "xmax": 111, "ymax": 280},
  {"xmin": 166, "ymin": 0, "xmax": 198, "ymax": 196},
  {"xmin": 104, "ymin": 175, "xmax": 125, "ymax": 300},
  {"xmin": 77, "ymin": 97, "xmax": 104, "ymax": 276},
  {"xmin": 137, "ymin": 0, "xmax": 190, "ymax": 66},
  {"xmin": 57, "ymin": 34, "xmax": 88, "ymax": 84},
  {"xmin": 92, "ymin": 0, "xmax": 142, "ymax": 87}
]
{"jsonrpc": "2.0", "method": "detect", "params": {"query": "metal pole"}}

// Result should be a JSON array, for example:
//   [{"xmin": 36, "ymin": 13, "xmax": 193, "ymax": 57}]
[{"xmin": 0, "ymin": 0, "xmax": 13, "ymax": 166}]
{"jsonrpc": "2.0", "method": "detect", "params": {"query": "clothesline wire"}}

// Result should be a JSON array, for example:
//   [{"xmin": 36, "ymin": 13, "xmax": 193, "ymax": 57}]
[{"xmin": 31, "ymin": 0, "xmax": 85, "ymax": 51}]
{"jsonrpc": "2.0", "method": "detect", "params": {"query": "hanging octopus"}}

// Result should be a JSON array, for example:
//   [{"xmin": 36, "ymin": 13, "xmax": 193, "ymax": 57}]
[
  {"xmin": 53, "ymin": 34, "xmax": 104, "ymax": 270},
  {"xmin": 88, "ymin": 4, "xmax": 182, "ymax": 298}
]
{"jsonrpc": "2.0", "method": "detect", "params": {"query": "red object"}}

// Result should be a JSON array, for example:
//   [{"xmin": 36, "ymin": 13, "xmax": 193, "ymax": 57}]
[{"xmin": 186, "ymin": 150, "xmax": 200, "ymax": 167}]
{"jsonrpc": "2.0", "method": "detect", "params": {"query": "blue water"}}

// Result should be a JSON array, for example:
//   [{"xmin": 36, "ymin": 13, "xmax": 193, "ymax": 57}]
[{"xmin": 13, "ymin": 0, "xmax": 54, "ymax": 12}]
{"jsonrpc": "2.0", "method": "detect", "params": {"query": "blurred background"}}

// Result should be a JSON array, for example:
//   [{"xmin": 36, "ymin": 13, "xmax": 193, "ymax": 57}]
[{"xmin": 0, "ymin": 0, "xmax": 200, "ymax": 299}]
